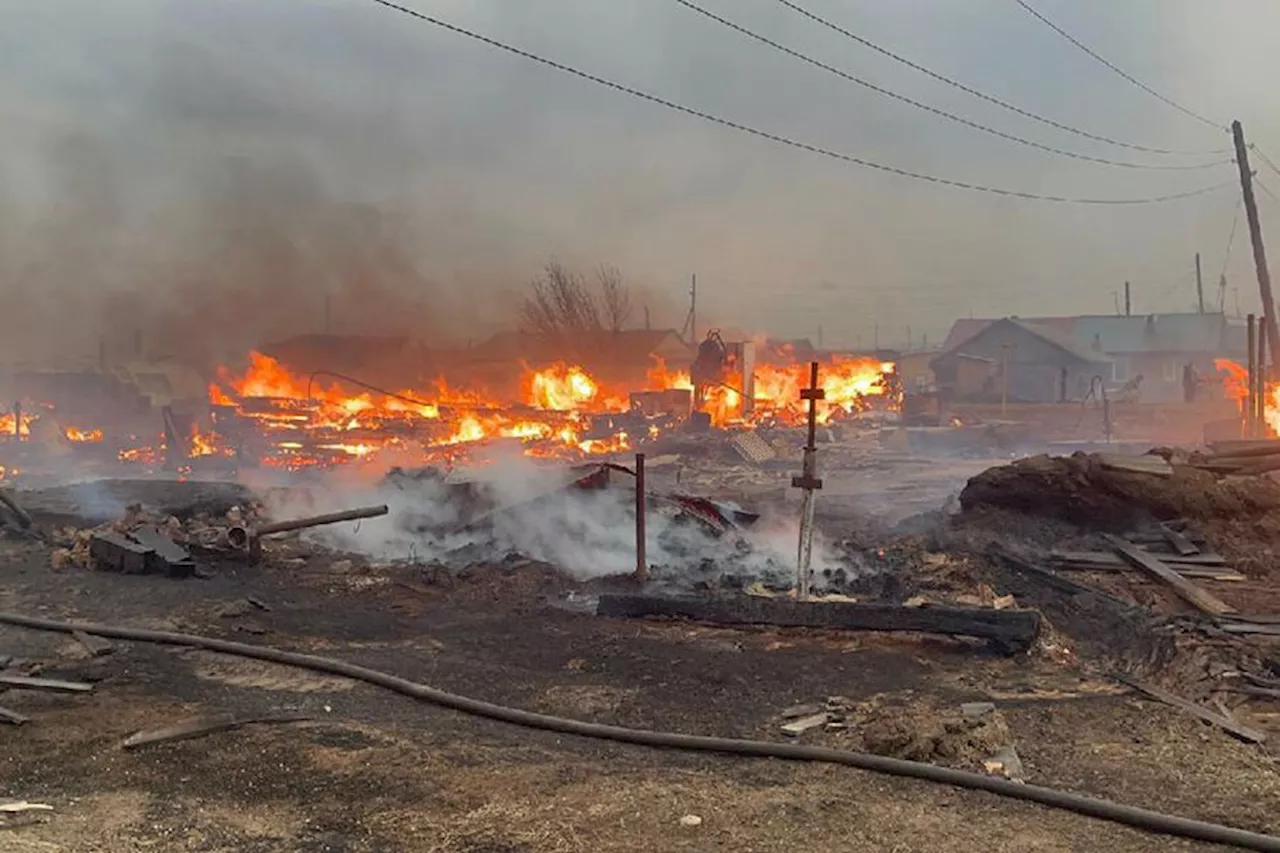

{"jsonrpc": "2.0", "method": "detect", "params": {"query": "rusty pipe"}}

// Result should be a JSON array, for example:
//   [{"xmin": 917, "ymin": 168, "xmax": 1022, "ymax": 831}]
[{"xmin": 254, "ymin": 505, "xmax": 389, "ymax": 537}]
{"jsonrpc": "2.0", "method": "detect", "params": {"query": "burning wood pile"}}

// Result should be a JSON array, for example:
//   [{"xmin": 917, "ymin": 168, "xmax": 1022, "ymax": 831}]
[{"xmin": 0, "ymin": 348, "xmax": 899, "ymax": 481}]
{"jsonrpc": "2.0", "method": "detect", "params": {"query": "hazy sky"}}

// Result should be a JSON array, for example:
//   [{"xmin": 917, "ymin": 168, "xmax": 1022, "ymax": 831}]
[{"xmin": 2, "ymin": 0, "xmax": 1279, "ymax": 359}]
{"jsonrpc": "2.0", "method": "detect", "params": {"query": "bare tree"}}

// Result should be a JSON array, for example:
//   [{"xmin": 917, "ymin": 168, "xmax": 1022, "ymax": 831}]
[
  {"xmin": 597, "ymin": 264, "xmax": 632, "ymax": 332},
  {"xmin": 520, "ymin": 261, "xmax": 633, "ymax": 335}
]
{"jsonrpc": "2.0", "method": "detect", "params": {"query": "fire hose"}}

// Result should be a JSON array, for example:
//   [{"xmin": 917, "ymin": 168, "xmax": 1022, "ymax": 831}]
[{"xmin": 0, "ymin": 611, "xmax": 1276, "ymax": 852}]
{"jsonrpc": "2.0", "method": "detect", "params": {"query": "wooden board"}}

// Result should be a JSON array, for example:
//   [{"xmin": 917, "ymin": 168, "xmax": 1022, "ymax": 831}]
[
  {"xmin": 596, "ymin": 594, "xmax": 1041, "ymax": 653},
  {"xmin": 1096, "ymin": 453, "xmax": 1172, "ymax": 477},
  {"xmin": 0, "ymin": 675, "xmax": 93, "ymax": 693},
  {"xmin": 1114, "ymin": 674, "xmax": 1266, "ymax": 744},
  {"xmin": 0, "ymin": 705, "xmax": 30, "ymax": 725},
  {"xmin": 1158, "ymin": 523, "xmax": 1200, "ymax": 557},
  {"xmin": 1049, "ymin": 550, "xmax": 1225, "ymax": 567},
  {"xmin": 1107, "ymin": 537, "xmax": 1236, "ymax": 616}
]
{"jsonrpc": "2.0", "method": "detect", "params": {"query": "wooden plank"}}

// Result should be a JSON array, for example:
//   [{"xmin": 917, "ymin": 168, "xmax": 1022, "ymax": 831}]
[
  {"xmin": 1207, "ymin": 438, "xmax": 1280, "ymax": 458},
  {"xmin": 0, "ymin": 675, "xmax": 93, "ymax": 693},
  {"xmin": 0, "ymin": 705, "xmax": 31, "ymax": 725},
  {"xmin": 1158, "ymin": 523, "xmax": 1200, "ymax": 557},
  {"xmin": 989, "ymin": 548, "xmax": 1140, "ymax": 612},
  {"xmin": 1096, "ymin": 453, "xmax": 1172, "ymax": 477},
  {"xmin": 1218, "ymin": 622, "xmax": 1280, "ymax": 637},
  {"xmin": 1107, "ymin": 537, "xmax": 1236, "ymax": 616},
  {"xmin": 122, "ymin": 714, "xmax": 310, "ymax": 750},
  {"xmin": 1050, "ymin": 561, "xmax": 1243, "ymax": 582},
  {"xmin": 596, "ymin": 593, "xmax": 1041, "ymax": 653},
  {"xmin": 1114, "ymin": 674, "xmax": 1266, "ymax": 744},
  {"xmin": 1049, "ymin": 550, "xmax": 1225, "ymax": 567},
  {"xmin": 72, "ymin": 631, "xmax": 114, "ymax": 658}
]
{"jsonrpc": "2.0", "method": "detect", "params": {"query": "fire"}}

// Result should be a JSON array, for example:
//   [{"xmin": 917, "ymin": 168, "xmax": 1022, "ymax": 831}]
[
  {"xmin": 1215, "ymin": 358, "xmax": 1279, "ymax": 435},
  {"xmin": 527, "ymin": 363, "xmax": 603, "ymax": 410},
  {"xmin": 0, "ymin": 411, "xmax": 34, "ymax": 437},
  {"xmin": 63, "ymin": 427, "xmax": 104, "ymax": 443}
]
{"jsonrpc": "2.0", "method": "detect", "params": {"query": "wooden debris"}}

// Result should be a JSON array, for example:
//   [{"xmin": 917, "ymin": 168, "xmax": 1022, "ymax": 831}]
[
  {"xmin": 1158, "ymin": 523, "xmax": 1200, "ymax": 557},
  {"xmin": 1236, "ymin": 685, "xmax": 1280, "ymax": 701},
  {"xmin": 0, "ymin": 705, "xmax": 31, "ymax": 725},
  {"xmin": 961, "ymin": 702, "xmax": 996, "ymax": 720},
  {"xmin": 122, "ymin": 713, "xmax": 310, "ymax": 750},
  {"xmin": 89, "ymin": 531, "xmax": 152, "ymax": 574},
  {"xmin": 246, "ymin": 596, "xmax": 272, "ymax": 612},
  {"xmin": 1217, "ymin": 622, "xmax": 1280, "ymax": 637},
  {"xmin": 129, "ymin": 525, "xmax": 196, "ymax": 577},
  {"xmin": 0, "ymin": 488, "xmax": 34, "ymax": 530},
  {"xmin": 779, "ymin": 703, "xmax": 822, "ymax": 720},
  {"xmin": 1049, "ymin": 550, "xmax": 1226, "ymax": 567},
  {"xmin": 984, "ymin": 744, "xmax": 1025, "ymax": 782},
  {"xmin": 596, "ymin": 593, "xmax": 1041, "ymax": 653},
  {"xmin": 1096, "ymin": 453, "xmax": 1172, "ymax": 477},
  {"xmin": 72, "ymin": 630, "xmax": 114, "ymax": 658},
  {"xmin": 0, "ymin": 801, "xmax": 53, "ymax": 814},
  {"xmin": 0, "ymin": 675, "xmax": 93, "ymax": 693},
  {"xmin": 779, "ymin": 712, "xmax": 830, "ymax": 737},
  {"xmin": 1107, "ymin": 537, "xmax": 1236, "ymax": 616},
  {"xmin": 728, "ymin": 432, "xmax": 777, "ymax": 465},
  {"xmin": 1114, "ymin": 674, "xmax": 1266, "ymax": 744}
]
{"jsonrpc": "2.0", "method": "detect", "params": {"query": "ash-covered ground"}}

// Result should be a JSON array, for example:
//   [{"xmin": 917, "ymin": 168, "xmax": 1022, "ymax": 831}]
[{"xmin": 1, "ymin": 438, "xmax": 1278, "ymax": 852}]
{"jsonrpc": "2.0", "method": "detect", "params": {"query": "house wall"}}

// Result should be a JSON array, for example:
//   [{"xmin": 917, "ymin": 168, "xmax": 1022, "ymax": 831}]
[
  {"xmin": 1108, "ymin": 352, "xmax": 1226, "ymax": 403},
  {"xmin": 933, "ymin": 321, "xmax": 1101, "ymax": 403}
]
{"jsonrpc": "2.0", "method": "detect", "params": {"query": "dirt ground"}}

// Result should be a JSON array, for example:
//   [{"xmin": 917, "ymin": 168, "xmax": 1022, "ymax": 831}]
[{"xmin": 2, "ymin": 535, "xmax": 1278, "ymax": 853}]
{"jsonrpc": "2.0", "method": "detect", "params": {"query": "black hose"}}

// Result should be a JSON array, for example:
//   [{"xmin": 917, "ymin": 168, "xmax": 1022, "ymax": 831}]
[{"xmin": 2, "ymin": 611, "xmax": 1276, "ymax": 852}]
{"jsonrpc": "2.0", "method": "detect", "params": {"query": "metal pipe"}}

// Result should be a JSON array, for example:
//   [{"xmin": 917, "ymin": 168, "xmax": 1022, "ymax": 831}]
[
  {"xmin": 254, "ymin": 504, "xmax": 389, "ymax": 537},
  {"xmin": 634, "ymin": 453, "xmax": 647, "ymax": 582}
]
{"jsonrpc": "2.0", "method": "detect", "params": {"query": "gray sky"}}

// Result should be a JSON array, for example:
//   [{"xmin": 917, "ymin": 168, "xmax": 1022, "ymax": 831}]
[{"xmin": 2, "ymin": 0, "xmax": 1279, "ymax": 360}]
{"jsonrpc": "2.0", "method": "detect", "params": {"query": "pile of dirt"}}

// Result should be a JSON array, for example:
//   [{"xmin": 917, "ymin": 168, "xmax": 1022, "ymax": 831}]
[
  {"xmin": 958, "ymin": 452, "xmax": 1280, "ymax": 533},
  {"xmin": 842, "ymin": 696, "xmax": 1016, "ymax": 769}
]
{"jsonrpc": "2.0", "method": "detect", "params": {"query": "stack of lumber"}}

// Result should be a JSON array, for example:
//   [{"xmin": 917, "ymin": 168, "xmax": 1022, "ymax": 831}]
[{"xmin": 1195, "ymin": 439, "xmax": 1280, "ymax": 476}]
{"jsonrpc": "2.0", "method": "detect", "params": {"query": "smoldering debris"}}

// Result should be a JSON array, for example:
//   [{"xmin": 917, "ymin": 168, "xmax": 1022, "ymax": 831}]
[{"xmin": 259, "ymin": 458, "xmax": 854, "ymax": 591}]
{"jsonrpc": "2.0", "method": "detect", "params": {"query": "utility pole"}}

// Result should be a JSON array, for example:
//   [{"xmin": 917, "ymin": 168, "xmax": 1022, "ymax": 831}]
[
  {"xmin": 792, "ymin": 362, "xmax": 824, "ymax": 600},
  {"xmin": 1113, "ymin": 290, "xmax": 1120, "ymax": 315},
  {"xmin": 1124, "ymin": 281, "xmax": 1131, "ymax": 316},
  {"xmin": 1219, "ymin": 274, "xmax": 1227, "ymax": 313},
  {"xmin": 1000, "ymin": 343, "xmax": 1015, "ymax": 416},
  {"xmin": 1195, "ymin": 252, "xmax": 1204, "ymax": 314},
  {"xmin": 1232, "ymin": 120, "xmax": 1279, "ymax": 371},
  {"xmin": 690, "ymin": 274, "xmax": 697, "ymax": 344}
]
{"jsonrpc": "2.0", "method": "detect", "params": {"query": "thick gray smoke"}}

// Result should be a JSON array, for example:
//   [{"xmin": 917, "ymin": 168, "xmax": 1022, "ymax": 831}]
[
  {"xmin": 2, "ymin": 0, "xmax": 1278, "ymax": 358},
  {"xmin": 258, "ymin": 453, "xmax": 844, "ymax": 587}
]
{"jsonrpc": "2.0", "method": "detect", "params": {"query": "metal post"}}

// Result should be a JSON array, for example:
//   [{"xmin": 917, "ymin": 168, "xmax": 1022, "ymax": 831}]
[
  {"xmin": 1247, "ymin": 314, "xmax": 1257, "ymax": 438},
  {"xmin": 1259, "ymin": 322, "xmax": 1269, "ymax": 437},
  {"xmin": 792, "ymin": 362, "xmax": 824, "ymax": 600},
  {"xmin": 634, "ymin": 453, "xmax": 647, "ymax": 582}
]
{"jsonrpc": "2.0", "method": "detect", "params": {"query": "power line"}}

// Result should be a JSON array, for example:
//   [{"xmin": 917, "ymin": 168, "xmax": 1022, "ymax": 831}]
[
  {"xmin": 771, "ymin": 0, "xmax": 1225, "ymax": 157},
  {"xmin": 1252, "ymin": 145, "xmax": 1280, "ymax": 182},
  {"xmin": 1220, "ymin": 201, "xmax": 1241, "ymax": 281},
  {"xmin": 1013, "ymin": 0, "xmax": 1223, "ymax": 132},
  {"xmin": 363, "ymin": 0, "xmax": 1235, "ymax": 205},
  {"xmin": 1258, "ymin": 180, "xmax": 1280, "ymax": 204},
  {"xmin": 673, "ymin": 0, "xmax": 1229, "ymax": 171}
]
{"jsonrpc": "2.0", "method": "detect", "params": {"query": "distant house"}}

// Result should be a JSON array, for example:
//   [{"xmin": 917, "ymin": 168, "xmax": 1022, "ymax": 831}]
[
  {"xmin": 939, "ymin": 313, "xmax": 1242, "ymax": 402},
  {"xmin": 931, "ymin": 318, "xmax": 1111, "ymax": 403}
]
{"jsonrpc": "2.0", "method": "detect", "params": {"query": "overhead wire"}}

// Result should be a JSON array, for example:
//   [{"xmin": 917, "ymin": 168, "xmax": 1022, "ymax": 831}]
[
  {"xmin": 1257, "ymin": 180, "xmax": 1280, "ymax": 205},
  {"xmin": 363, "ymin": 0, "xmax": 1234, "ymax": 206},
  {"xmin": 1251, "ymin": 145, "xmax": 1280, "ymax": 182},
  {"xmin": 1013, "ymin": 0, "xmax": 1223, "ymax": 133},
  {"xmin": 769, "ymin": 0, "xmax": 1225, "ymax": 157},
  {"xmin": 1220, "ymin": 201, "xmax": 1241, "ymax": 282},
  {"xmin": 671, "ymin": 0, "xmax": 1230, "ymax": 171}
]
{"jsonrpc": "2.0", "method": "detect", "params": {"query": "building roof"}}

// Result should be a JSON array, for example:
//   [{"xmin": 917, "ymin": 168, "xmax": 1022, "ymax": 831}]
[
  {"xmin": 941, "ymin": 313, "xmax": 1230, "ymax": 356},
  {"xmin": 935, "ymin": 317, "xmax": 1110, "ymax": 368}
]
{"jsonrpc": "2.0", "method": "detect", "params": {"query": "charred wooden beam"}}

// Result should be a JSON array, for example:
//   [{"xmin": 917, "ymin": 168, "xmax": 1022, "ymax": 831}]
[
  {"xmin": 596, "ymin": 593, "xmax": 1040, "ymax": 653},
  {"xmin": 1108, "ymin": 537, "xmax": 1236, "ymax": 616}
]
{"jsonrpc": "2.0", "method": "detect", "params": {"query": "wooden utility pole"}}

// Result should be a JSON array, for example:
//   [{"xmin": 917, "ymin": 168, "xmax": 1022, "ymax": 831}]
[
  {"xmin": 1124, "ymin": 281, "xmax": 1131, "ymax": 316},
  {"xmin": 1195, "ymin": 253, "xmax": 1204, "ymax": 313},
  {"xmin": 1232, "ymin": 120, "xmax": 1279, "ymax": 371},
  {"xmin": 690, "ymin": 274, "xmax": 697, "ymax": 344},
  {"xmin": 1258, "ymin": 323, "xmax": 1269, "ymax": 436}
]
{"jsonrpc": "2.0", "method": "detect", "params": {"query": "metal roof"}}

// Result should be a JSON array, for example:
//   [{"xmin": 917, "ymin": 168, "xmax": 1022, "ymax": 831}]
[{"xmin": 941, "ymin": 313, "xmax": 1230, "ymax": 356}]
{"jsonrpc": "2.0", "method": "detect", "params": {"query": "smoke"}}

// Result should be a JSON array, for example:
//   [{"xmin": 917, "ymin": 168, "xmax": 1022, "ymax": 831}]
[
  {"xmin": 2, "ymin": 0, "xmax": 1279, "ymax": 359},
  {"xmin": 259, "ymin": 452, "xmax": 844, "ymax": 588}
]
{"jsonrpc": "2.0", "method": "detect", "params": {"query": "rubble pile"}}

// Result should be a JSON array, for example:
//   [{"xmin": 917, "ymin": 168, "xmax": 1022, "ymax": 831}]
[{"xmin": 959, "ymin": 451, "xmax": 1280, "ymax": 535}]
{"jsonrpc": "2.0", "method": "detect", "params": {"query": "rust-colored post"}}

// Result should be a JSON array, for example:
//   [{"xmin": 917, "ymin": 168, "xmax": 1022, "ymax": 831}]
[
  {"xmin": 1247, "ymin": 315, "xmax": 1257, "ymax": 438},
  {"xmin": 634, "ymin": 453, "xmax": 647, "ymax": 582},
  {"xmin": 793, "ymin": 362, "xmax": 825, "ymax": 599},
  {"xmin": 1259, "ymin": 321, "xmax": 1269, "ymax": 437}
]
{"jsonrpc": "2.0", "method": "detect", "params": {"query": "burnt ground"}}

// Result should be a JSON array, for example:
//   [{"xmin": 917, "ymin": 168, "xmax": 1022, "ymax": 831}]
[{"xmin": 2, "ymin": 536, "xmax": 1279, "ymax": 853}]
